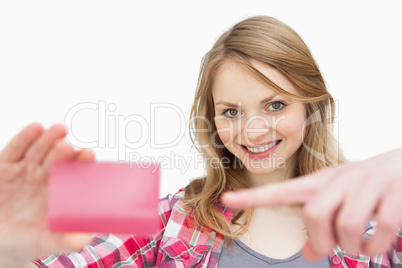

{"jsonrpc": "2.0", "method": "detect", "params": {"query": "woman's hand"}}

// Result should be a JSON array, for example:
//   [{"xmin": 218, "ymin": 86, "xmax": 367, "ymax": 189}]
[
  {"xmin": 222, "ymin": 148, "xmax": 402, "ymax": 259},
  {"xmin": 0, "ymin": 123, "xmax": 94, "ymax": 268}
]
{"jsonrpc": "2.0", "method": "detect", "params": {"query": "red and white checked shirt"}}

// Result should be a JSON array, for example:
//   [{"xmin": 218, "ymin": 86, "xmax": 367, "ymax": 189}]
[{"xmin": 34, "ymin": 190, "xmax": 402, "ymax": 267}]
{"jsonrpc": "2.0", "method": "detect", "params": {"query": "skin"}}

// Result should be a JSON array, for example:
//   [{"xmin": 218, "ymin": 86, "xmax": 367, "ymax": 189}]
[
  {"xmin": 0, "ymin": 64, "xmax": 400, "ymax": 265},
  {"xmin": 1, "ymin": 58, "xmax": 310, "ymax": 264},
  {"xmin": 212, "ymin": 59, "xmax": 310, "ymax": 258},
  {"xmin": 222, "ymin": 148, "xmax": 402, "ymax": 259},
  {"xmin": 0, "ymin": 123, "xmax": 93, "ymax": 268},
  {"xmin": 213, "ymin": 60, "xmax": 306, "ymax": 187},
  {"xmin": 1, "ymin": 57, "xmax": 310, "ymax": 264},
  {"xmin": 215, "ymin": 59, "xmax": 402, "ymax": 260}
]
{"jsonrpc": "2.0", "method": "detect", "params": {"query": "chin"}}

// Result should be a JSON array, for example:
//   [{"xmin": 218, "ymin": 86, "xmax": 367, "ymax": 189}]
[
  {"xmin": 245, "ymin": 167, "xmax": 277, "ymax": 175},
  {"xmin": 241, "ymin": 154, "xmax": 287, "ymax": 172}
]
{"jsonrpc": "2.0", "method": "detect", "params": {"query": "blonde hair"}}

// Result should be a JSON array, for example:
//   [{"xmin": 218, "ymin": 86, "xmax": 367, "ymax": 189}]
[{"xmin": 185, "ymin": 15, "xmax": 344, "ymax": 241}]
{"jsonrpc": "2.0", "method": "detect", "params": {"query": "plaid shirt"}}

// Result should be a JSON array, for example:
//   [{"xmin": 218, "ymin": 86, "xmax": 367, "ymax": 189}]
[{"xmin": 34, "ymin": 190, "xmax": 402, "ymax": 268}]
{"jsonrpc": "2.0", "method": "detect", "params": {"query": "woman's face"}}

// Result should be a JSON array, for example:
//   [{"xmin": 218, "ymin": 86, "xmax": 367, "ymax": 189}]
[{"xmin": 212, "ymin": 60, "xmax": 306, "ymax": 175}]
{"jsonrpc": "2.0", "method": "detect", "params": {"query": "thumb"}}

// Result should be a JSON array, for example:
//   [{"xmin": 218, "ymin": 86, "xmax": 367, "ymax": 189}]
[
  {"xmin": 37, "ymin": 232, "xmax": 93, "ymax": 261},
  {"xmin": 38, "ymin": 232, "xmax": 93, "ymax": 257},
  {"xmin": 59, "ymin": 233, "xmax": 93, "ymax": 253}
]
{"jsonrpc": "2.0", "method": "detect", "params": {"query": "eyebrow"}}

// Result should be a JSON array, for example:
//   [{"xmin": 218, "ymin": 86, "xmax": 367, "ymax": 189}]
[{"xmin": 215, "ymin": 94, "xmax": 278, "ymax": 107}]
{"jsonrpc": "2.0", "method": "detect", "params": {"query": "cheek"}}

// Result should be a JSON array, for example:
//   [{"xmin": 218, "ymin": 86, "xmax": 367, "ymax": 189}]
[
  {"xmin": 275, "ymin": 113, "xmax": 306, "ymax": 143},
  {"xmin": 215, "ymin": 120, "xmax": 237, "ymax": 146}
]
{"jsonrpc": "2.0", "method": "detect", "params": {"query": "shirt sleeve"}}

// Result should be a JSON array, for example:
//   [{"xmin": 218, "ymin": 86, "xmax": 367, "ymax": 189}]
[
  {"xmin": 389, "ymin": 227, "xmax": 402, "ymax": 268},
  {"xmin": 33, "ymin": 194, "xmax": 173, "ymax": 268}
]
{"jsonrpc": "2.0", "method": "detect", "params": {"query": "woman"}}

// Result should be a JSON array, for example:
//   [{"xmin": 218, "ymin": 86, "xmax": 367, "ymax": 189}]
[
  {"xmin": 184, "ymin": 15, "xmax": 341, "ymax": 266},
  {"xmin": 0, "ymin": 16, "xmax": 399, "ymax": 267}
]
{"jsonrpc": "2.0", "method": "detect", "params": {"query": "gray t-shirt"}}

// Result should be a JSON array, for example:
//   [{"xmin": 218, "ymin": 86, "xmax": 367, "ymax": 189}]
[{"xmin": 218, "ymin": 239, "xmax": 331, "ymax": 267}]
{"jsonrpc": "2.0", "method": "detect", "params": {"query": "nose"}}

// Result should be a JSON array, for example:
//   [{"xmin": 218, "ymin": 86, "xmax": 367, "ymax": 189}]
[{"xmin": 243, "ymin": 115, "xmax": 270, "ymax": 144}]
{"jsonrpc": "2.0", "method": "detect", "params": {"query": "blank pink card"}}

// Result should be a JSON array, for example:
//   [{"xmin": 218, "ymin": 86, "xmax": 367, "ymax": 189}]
[{"xmin": 48, "ymin": 161, "xmax": 160, "ymax": 235}]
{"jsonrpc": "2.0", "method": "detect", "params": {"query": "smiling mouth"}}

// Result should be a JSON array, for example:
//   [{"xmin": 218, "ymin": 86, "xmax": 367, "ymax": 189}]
[{"xmin": 242, "ymin": 140, "xmax": 282, "ymax": 153}]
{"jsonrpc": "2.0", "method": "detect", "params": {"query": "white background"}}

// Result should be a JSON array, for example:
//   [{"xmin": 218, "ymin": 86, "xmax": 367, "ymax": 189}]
[{"xmin": 1, "ymin": 1, "xmax": 401, "ymax": 197}]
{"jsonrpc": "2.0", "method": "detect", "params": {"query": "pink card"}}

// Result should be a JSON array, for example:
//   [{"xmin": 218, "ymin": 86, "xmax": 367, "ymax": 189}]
[{"xmin": 48, "ymin": 161, "xmax": 160, "ymax": 235}]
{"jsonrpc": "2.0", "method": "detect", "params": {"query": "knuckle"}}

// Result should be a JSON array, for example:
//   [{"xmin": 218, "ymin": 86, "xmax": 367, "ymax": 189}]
[
  {"xmin": 378, "ymin": 216, "xmax": 398, "ymax": 233},
  {"xmin": 270, "ymin": 186, "xmax": 285, "ymax": 204},
  {"xmin": 364, "ymin": 241, "xmax": 390, "ymax": 257},
  {"xmin": 7, "ymin": 162, "xmax": 27, "ymax": 181},
  {"xmin": 335, "ymin": 216, "xmax": 362, "ymax": 235},
  {"xmin": 26, "ymin": 145, "xmax": 41, "ymax": 159},
  {"xmin": 335, "ymin": 165, "xmax": 367, "ymax": 183},
  {"xmin": 303, "ymin": 204, "xmax": 322, "ymax": 223}
]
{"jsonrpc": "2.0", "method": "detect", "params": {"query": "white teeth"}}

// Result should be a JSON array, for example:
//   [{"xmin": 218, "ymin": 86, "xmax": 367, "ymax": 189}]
[{"xmin": 246, "ymin": 141, "xmax": 278, "ymax": 153}]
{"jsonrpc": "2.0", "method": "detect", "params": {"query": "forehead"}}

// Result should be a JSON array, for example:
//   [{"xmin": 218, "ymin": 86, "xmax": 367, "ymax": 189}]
[{"xmin": 212, "ymin": 59, "xmax": 299, "ymax": 102}]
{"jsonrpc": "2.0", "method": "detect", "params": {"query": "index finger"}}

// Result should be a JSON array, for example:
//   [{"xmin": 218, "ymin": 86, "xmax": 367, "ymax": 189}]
[
  {"xmin": 221, "ymin": 170, "xmax": 330, "ymax": 209},
  {"xmin": 0, "ymin": 123, "xmax": 44, "ymax": 162}
]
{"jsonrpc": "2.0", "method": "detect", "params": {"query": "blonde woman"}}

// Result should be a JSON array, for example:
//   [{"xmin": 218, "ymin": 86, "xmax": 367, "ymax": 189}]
[{"xmin": 0, "ymin": 16, "xmax": 400, "ymax": 268}]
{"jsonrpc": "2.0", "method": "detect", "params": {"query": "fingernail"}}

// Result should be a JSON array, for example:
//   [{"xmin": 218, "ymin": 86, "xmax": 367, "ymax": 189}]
[{"xmin": 221, "ymin": 192, "xmax": 235, "ymax": 203}]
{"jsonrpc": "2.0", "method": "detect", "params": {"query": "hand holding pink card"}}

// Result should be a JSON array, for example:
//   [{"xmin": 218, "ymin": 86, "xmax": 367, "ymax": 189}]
[{"xmin": 48, "ymin": 161, "xmax": 160, "ymax": 235}]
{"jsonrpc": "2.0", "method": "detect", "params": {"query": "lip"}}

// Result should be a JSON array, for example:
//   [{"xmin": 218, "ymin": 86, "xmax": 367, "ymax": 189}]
[
  {"xmin": 242, "ymin": 140, "xmax": 280, "ymax": 148},
  {"xmin": 240, "ymin": 140, "xmax": 282, "ymax": 159}
]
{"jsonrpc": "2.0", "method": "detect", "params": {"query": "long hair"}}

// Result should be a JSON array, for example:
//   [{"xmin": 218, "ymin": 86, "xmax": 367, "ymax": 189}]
[{"xmin": 185, "ymin": 15, "xmax": 344, "ymax": 241}]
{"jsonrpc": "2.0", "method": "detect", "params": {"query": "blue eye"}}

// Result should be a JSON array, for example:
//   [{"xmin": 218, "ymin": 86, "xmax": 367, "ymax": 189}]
[
  {"xmin": 223, "ymin": 109, "xmax": 240, "ymax": 117},
  {"xmin": 268, "ymin": 101, "xmax": 285, "ymax": 111}
]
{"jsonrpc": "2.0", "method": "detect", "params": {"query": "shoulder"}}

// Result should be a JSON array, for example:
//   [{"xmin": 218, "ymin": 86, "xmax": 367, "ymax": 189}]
[
  {"xmin": 159, "ymin": 177, "xmax": 206, "ymax": 216},
  {"xmin": 158, "ymin": 189, "xmax": 189, "ymax": 226},
  {"xmin": 158, "ymin": 189, "xmax": 186, "ymax": 210}
]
